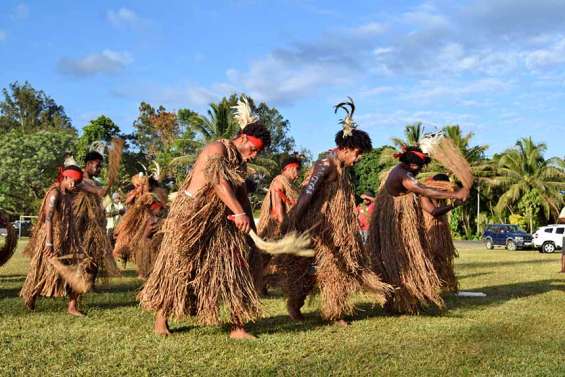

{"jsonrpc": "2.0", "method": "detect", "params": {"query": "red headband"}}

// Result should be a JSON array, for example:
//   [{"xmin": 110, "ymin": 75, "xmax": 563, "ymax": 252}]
[
  {"xmin": 393, "ymin": 146, "xmax": 428, "ymax": 162},
  {"xmin": 283, "ymin": 162, "xmax": 300, "ymax": 171},
  {"xmin": 57, "ymin": 167, "xmax": 83, "ymax": 183},
  {"xmin": 410, "ymin": 150, "xmax": 427, "ymax": 161},
  {"xmin": 150, "ymin": 201, "xmax": 164, "ymax": 211},
  {"xmin": 246, "ymin": 135, "xmax": 264, "ymax": 150}
]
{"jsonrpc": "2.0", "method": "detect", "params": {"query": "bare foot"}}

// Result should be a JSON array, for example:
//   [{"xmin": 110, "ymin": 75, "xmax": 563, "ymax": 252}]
[
  {"xmin": 24, "ymin": 298, "xmax": 36, "ymax": 311},
  {"xmin": 333, "ymin": 319, "xmax": 349, "ymax": 327},
  {"xmin": 154, "ymin": 311, "xmax": 171, "ymax": 336},
  {"xmin": 67, "ymin": 307, "xmax": 86, "ymax": 317},
  {"xmin": 229, "ymin": 327, "xmax": 256, "ymax": 340},
  {"xmin": 68, "ymin": 298, "xmax": 85, "ymax": 317},
  {"xmin": 287, "ymin": 302, "xmax": 305, "ymax": 321}
]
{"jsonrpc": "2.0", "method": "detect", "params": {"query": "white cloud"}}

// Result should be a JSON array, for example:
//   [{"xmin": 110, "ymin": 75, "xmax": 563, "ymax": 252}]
[
  {"xmin": 525, "ymin": 37, "xmax": 565, "ymax": 70},
  {"xmin": 107, "ymin": 8, "xmax": 142, "ymax": 28},
  {"xmin": 58, "ymin": 50, "xmax": 133, "ymax": 77},
  {"xmin": 0, "ymin": 31, "xmax": 6, "ymax": 42},
  {"xmin": 12, "ymin": 3, "xmax": 29, "ymax": 19},
  {"xmin": 348, "ymin": 22, "xmax": 387, "ymax": 37},
  {"xmin": 406, "ymin": 78, "xmax": 510, "ymax": 102},
  {"xmin": 401, "ymin": 3, "xmax": 451, "ymax": 30},
  {"xmin": 360, "ymin": 86, "xmax": 395, "ymax": 97}
]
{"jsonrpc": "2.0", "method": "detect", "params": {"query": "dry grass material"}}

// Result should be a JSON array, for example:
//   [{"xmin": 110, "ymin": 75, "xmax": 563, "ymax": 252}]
[
  {"xmin": 20, "ymin": 186, "xmax": 92, "ymax": 306},
  {"xmin": 48, "ymin": 256, "xmax": 95, "ymax": 294},
  {"xmin": 257, "ymin": 175, "xmax": 298, "ymax": 239},
  {"xmin": 368, "ymin": 189, "xmax": 444, "ymax": 314},
  {"xmin": 420, "ymin": 136, "xmax": 473, "ymax": 189},
  {"xmin": 423, "ymin": 209, "xmax": 459, "ymax": 293},
  {"xmin": 106, "ymin": 137, "xmax": 124, "ymax": 188},
  {"xmin": 139, "ymin": 140, "xmax": 261, "ymax": 326},
  {"xmin": 248, "ymin": 230, "xmax": 314, "ymax": 258},
  {"xmin": 278, "ymin": 162, "xmax": 392, "ymax": 321},
  {"xmin": 0, "ymin": 212, "xmax": 17, "ymax": 267},
  {"xmin": 113, "ymin": 193, "xmax": 153, "ymax": 263},
  {"xmin": 423, "ymin": 179, "xmax": 457, "ymax": 192},
  {"xmin": 135, "ymin": 220, "xmax": 163, "ymax": 278},
  {"xmin": 73, "ymin": 190, "xmax": 120, "ymax": 278}
]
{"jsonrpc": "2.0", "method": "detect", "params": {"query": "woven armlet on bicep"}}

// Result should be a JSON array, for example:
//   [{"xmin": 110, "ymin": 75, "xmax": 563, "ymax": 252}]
[{"xmin": 204, "ymin": 155, "xmax": 245, "ymax": 187}]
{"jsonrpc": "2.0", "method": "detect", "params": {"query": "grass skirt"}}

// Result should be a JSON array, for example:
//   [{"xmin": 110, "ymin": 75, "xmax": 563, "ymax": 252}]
[
  {"xmin": 367, "ymin": 190, "xmax": 443, "ymax": 314},
  {"xmin": 139, "ymin": 140, "xmax": 261, "ymax": 326},
  {"xmin": 73, "ymin": 190, "xmax": 120, "ymax": 278},
  {"xmin": 135, "ymin": 218, "xmax": 163, "ymax": 279},
  {"xmin": 423, "ymin": 210, "xmax": 458, "ymax": 293},
  {"xmin": 20, "ymin": 187, "xmax": 95, "ymax": 306},
  {"xmin": 278, "ymin": 164, "xmax": 391, "ymax": 321},
  {"xmin": 257, "ymin": 174, "xmax": 298, "ymax": 291},
  {"xmin": 113, "ymin": 193, "xmax": 153, "ymax": 265}
]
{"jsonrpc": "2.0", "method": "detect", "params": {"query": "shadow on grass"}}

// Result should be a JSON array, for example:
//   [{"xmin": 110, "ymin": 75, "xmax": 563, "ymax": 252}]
[
  {"xmin": 445, "ymin": 279, "xmax": 564, "ymax": 311},
  {"xmin": 456, "ymin": 272, "xmax": 492, "ymax": 280},
  {"xmin": 458, "ymin": 258, "xmax": 556, "ymax": 269},
  {"xmin": 247, "ymin": 312, "xmax": 331, "ymax": 335},
  {"xmin": 0, "ymin": 274, "xmax": 26, "ymax": 282},
  {"xmin": 94, "ymin": 280, "xmax": 142, "ymax": 294},
  {"xmin": 0, "ymin": 286, "xmax": 22, "ymax": 299}
]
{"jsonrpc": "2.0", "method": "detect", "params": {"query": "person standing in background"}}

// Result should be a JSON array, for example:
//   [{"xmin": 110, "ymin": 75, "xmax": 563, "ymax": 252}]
[
  {"xmin": 355, "ymin": 191, "xmax": 375, "ymax": 243},
  {"xmin": 106, "ymin": 192, "xmax": 125, "ymax": 246}
]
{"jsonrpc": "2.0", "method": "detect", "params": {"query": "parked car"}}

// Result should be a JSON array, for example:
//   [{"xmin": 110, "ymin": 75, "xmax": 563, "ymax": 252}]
[
  {"xmin": 11, "ymin": 220, "xmax": 33, "ymax": 237},
  {"xmin": 482, "ymin": 224, "xmax": 533, "ymax": 250},
  {"xmin": 532, "ymin": 224, "xmax": 564, "ymax": 253}
]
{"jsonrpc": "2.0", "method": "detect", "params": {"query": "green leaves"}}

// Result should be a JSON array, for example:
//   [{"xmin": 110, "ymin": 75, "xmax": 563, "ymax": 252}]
[{"xmin": 0, "ymin": 129, "xmax": 77, "ymax": 215}]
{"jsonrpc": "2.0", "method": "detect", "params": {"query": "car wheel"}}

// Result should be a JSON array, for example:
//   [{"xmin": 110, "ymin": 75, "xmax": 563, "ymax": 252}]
[
  {"xmin": 542, "ymin": 242, "xmax": 556, "ymax": 253},
  {"xmin": 506, "ymin": 240, "xmax": 517, "ymax": 251},
  {"xmin": 485, "ymin": 239, "xmax": 494, "ymax": 250}
]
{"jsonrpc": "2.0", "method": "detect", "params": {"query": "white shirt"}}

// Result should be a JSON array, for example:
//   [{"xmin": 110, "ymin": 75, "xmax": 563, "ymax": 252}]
[{"xmin": 106, "ymin": 202, "xmax": 125, "ymax": 229}]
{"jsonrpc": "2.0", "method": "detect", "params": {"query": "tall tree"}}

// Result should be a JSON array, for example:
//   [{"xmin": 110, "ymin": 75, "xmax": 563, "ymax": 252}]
[
  {"xmin": 76, "ymin": 115, "xmax": 121, "ymax": 160},
  {"xmin": 0, "ymin": 81, "xmax": 73, "ymax": 132},
  {"xmin": 132, "ymin": 102, "xmax": 180, "ymax": 159},
  {"xmin": 488, "ymin": 137, "xmax": 565, "ymax": 222},
  {"xmin": 391, "ymin": 122, "xmax": 424, "ymax": 147},
  {"xmin": 0, "ymin": 129, "xmax": 77, "ymax": 215}
]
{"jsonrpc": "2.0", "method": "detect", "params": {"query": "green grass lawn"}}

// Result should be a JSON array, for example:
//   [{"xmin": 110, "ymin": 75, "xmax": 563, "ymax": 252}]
[{"xmin": 1, "ymin": 240, "xmax": 563, "ymax": 377}]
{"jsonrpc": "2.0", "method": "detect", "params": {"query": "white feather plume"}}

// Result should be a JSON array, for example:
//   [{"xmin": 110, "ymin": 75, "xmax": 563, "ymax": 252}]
[
  {"xmin": 89, "ymin": 140, "xmax": 107, "ymax": 155},
  {"xmin": 419, "ymin": 132, "xmax": 444, "ymax": 154},
  {"xmin": 232, "ymin": 97, "xmax": 258, "ymax": 130},
  {"xmin": 64, "ymin": 154, "xmax": 79, "ymax": 167}
]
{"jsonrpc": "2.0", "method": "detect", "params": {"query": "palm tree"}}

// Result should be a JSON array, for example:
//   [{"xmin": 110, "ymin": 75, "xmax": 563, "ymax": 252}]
[
  {"xmin": 487, "ymin": 137, "xmax": 565, "ymax": 227},
  {"xmin": 170, "ymin": 96, "xmax": 276, "ymax": 176}
]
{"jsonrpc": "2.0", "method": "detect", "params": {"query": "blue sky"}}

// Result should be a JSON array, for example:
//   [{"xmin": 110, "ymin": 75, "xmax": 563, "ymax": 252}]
[{"xmin": 1, "ymin": 0, "xmax": 564, "ymax": 157}]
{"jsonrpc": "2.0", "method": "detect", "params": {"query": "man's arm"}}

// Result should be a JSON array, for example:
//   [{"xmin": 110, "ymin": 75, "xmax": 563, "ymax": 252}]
[
  {"xmin": 421, "ymin": 196, "xmax": 455, "ymax": 217},
  {"xmin": 403, "ymin": 174, "xmax": 469, "ymax": 201},
  {"xmin": 78, "ymin": 180, "xmax": 108, "ymax": 198},
  {"xmin": 292, "ymin": 158, "xmax": 332, "ymax": 220},
  {"xmin": 44, "ymin": 190, "xmax": 58, "ymax": 256},
  {"xmin": 271, "ymin": 181, "xmax": 285, "ymax": 224}
]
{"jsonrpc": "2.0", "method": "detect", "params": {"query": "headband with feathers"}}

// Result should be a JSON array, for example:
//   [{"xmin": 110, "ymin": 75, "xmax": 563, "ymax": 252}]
[
  {"xmin": 334, "ymin": 97, "xmax": 358, "ymax": 137},
  {"xmin": 232, "ymin": 97, "xmax": 259, "ymax": 130}
]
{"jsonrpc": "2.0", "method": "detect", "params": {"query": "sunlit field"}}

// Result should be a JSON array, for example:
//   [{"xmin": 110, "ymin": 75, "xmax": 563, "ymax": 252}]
[{"xmin": 1, "ymin": 240, "xmax": 563, "ymax": 376}]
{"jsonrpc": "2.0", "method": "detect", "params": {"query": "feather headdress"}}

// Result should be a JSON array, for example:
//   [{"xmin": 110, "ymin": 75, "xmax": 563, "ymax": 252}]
[
  {"xmin": 334, "ymin": 97, "xmax": 358, "ymax": 137},
  {"xmin": 63, "ymin": 152, "xmax": 79, "ymax": 168},
  {"xmin": 232, "ymin": 97, "xmax": 259, "ymax": 130}
]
